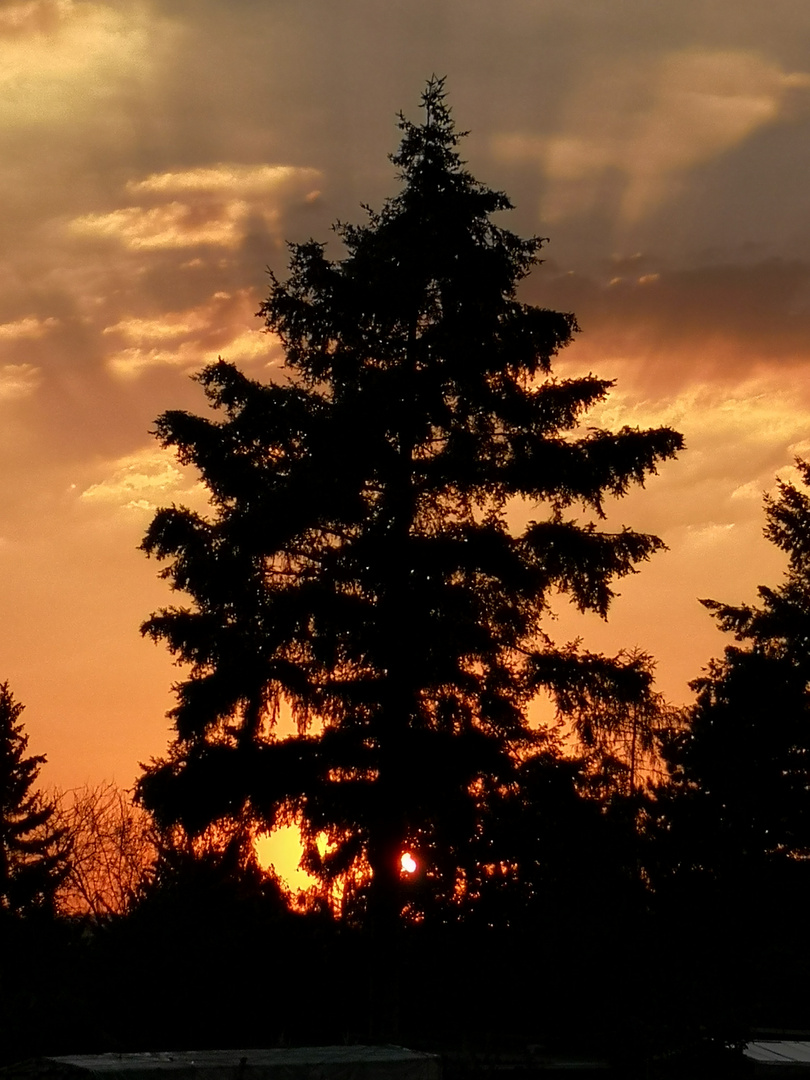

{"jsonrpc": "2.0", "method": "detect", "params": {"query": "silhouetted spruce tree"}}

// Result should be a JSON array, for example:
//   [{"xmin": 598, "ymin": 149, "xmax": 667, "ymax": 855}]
[
  {"xmin": 0, "ymin": 682, "xmax": 68, "ymax": 918},
  {"xmin": 138, "ymin": 78, "xmax": 683, "ymax": 929},
  {"xmin": 645, "ymin": 461, "xmax": 810, "ymax": 1036},
  {"xmin": 660, "ymin": 459, "xmax": 810, "ymax": 884}
]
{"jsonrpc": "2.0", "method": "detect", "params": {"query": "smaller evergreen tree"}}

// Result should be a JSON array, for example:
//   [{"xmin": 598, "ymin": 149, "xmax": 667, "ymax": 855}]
[
  {"xmin": 646, "ymin": 460, "xmax": 810, "ymax": 1036},
  {"xmin": 659, "ymin": 459, "xmax": 810, "ymax": 888},
  {"xmin": 0, "ymin": 682, "xmax": 68, "ymax": 917}
]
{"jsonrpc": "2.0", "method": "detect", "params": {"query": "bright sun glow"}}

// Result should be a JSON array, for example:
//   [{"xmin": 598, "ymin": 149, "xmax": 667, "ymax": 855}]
[{"xmin": 400, "ymin": 851, "xmax": 417, "ymax": 874}]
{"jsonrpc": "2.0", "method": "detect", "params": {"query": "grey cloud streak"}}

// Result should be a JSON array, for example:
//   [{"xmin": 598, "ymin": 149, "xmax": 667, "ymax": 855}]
[{"xmin": 529, "ymin": 257, "xmax": 810, "ymax": 390}]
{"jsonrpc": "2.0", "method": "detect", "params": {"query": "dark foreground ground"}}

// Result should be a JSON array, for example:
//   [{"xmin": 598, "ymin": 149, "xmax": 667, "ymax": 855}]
[{"xmin": 3, "ymin": 890, "xmax": 809, "ymax": 1080}]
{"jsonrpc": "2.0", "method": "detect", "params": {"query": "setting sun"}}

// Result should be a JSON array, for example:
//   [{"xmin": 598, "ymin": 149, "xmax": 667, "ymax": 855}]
[{"xmin": 400, "ymin": 851, "xmax": 417, "ymax": 874}]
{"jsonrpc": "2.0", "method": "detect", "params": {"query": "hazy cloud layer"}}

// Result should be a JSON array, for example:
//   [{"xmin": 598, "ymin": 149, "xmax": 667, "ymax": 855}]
[{"xmin": 530, "ymin": 257, "xmax": 810, "ymax": 387}]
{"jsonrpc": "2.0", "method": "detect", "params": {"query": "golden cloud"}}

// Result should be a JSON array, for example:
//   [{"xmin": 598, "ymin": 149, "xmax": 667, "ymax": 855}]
[
  {"xmin": 0, "ymin": 1, "xmax": 167, "ymax": 127},
  {"xmin": 103, "ymin": 313, "xmax": 212, "ymax": 342},
  {"xmin": 0, "ymin": 363, "xmax": 41, "ymax": 401},
  {"xmin": 70, "ymin": 164, "xmax": 323, "ymax": 252},
  {"xmin": 681, "ymin": 521, "xmax": 737, "ymax": 551},
  {"xmin": 730, "ymin": 480, "xmax": 763, "ymax": 502},
  {"xmin": 585, "ymin": 373, "xmax": 810, "ymax": 455},
  {"xmin": 79, "ymin": 445, "xmax": 207, "ymax": 515},
  {"xmin": 80, "ymin": 447, "xmax": 181, "ymax": 503},
  {"xmin": 223, "ymin": 329, "xmax": 280, "ymax": 363},
  {"xmin": 127, "ymin": 164, "xmax": 320, "ymax": 198},
  {"xmin": 106, "ymin": 333, "xmax": 275, "ymax": 380},
  {"xmin": 101, "ymin": 289, "xmax": 278, "ymax": 378},
  {"xmin": 70, "ymin": 201, "xmax": 251, "ymax": 251},
  {"xmin": 104, "ymin": 343, "xmax": 210, "ymax": 380},
  {"xmin": 568, "ymin": 370, "xmax": 810, "ymax": 555},
  {"xmin": 0, "ymin": 316, "xmax": 59, "ymax": 339}
]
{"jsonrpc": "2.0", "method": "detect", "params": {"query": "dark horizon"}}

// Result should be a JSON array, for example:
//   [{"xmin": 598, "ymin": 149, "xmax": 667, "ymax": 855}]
[{"xmin": 1, "ymin": 1, "xmax": 810, "ymax": 797}]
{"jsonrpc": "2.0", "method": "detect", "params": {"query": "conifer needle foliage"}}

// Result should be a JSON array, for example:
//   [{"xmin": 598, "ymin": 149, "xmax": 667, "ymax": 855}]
[
  {"xmin": 0, "ymin": 682, "xmax": 68, "ymax": 917},
  {"xmin": 138, "ymin": 79, "xmax": 683, "ymax": 924},
  {"xmin": 662, "ymin": 458, "xmax": 810, "ymax": 875}
]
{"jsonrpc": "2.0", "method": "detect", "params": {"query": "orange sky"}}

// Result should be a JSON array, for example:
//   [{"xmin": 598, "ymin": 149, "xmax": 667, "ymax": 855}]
[{"xmin": 3, "ymin": 0, "xmax": 810, "ymax": 804}]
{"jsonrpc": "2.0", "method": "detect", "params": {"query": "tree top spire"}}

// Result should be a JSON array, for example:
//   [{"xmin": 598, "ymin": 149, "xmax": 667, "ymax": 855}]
[{"xmin": 390, "ymin": 75, "xmax": 472, "ymax": 183}]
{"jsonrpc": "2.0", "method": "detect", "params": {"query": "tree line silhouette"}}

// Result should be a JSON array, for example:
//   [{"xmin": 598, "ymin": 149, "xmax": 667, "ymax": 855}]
[{"xmin": 1, "ymin": 79, "xmax": 807, "ymax": 1072}]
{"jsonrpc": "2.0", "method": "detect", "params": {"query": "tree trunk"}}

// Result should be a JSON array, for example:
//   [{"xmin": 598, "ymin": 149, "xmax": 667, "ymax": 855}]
[{"xmin": 364, "ymin": 317, "xmax": 420, "ymax": 1037}]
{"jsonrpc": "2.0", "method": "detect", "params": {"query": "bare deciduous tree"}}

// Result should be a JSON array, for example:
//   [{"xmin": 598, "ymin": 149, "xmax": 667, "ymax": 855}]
[{"xmin": 51, "ymin": 781, "xmax": 158, "ymax": 919}]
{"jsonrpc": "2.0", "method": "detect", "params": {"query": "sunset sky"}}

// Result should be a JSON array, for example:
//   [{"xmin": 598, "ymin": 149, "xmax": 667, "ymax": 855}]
[{"xmin": 5, "ymin": 0, "xmax": 810, "ymax": 796}]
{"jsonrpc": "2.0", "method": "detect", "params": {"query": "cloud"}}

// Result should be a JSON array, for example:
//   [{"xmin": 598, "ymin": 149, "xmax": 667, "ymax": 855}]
[
  {"xmin": 80, "ymin": 445, "xmax": 205, "ymax": 514},
  {"xmin": 586, "ymin": 371, "xmax": 810, "ymax": 459},
  {"xmin": 80, "ymin": 447, "xmax": 182, "ymax": 504},
  {"xmin": 533, "ymin": 257, "xmax": 810, "ymax": 387},
  {"xmin": 0, "ymin": 1, "xmax": 168, "ymax": 128},
  {"xmin": 70, "ymin": 164, "xmax": 323, "ymax": 253},
  {"xmin": 494, "ymin": 48, "xmax": 810, "ymax": 225},
  {"xmin": 70, "ymin": 201, "xmax": 252, "ymax": 251},
  {"xmin": 106, "ymin": 331, "xmax": 275, "ymax": 380},
  {"xmin": 101, "ymin": 289, "xmax": 278, "ymax": 379},
  {"xmin": 731, "ymin": 480, "xmax": 765, "ymax": 502},
  {"xmin": 103, "ymin": 315, "xmax": 208, "ymax": 342},
  {"xmin": 572, "ymin": 370, "xmax": 810, "ymax": 550},
  {"xmin": 104, "ymin": 341, "xmax": 215, "ymax": 380},
  {"xmin": 0, "ymin": 316, "xmax": 59, "ymax": 340},
  {"xmin": 127, "ymin": 164, "xmax": 320, "ymax": 199},
  {"xmin": 0, "ymin": 363, "xmax": 41, "ymax": 401},
  {"xmin": 681, "ymin": 521, "xmax": 737, "ymax": 551}
]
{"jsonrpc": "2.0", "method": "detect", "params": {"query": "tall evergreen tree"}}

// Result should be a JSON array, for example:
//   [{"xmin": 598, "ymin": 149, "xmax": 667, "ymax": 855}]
[
  {"xmin": 0, "ymin": 682, "xmax": 68, "ymax": 917},
  {"xmin": 138, "ymin": 79, "xmax": 682, "ymax": 926}
]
